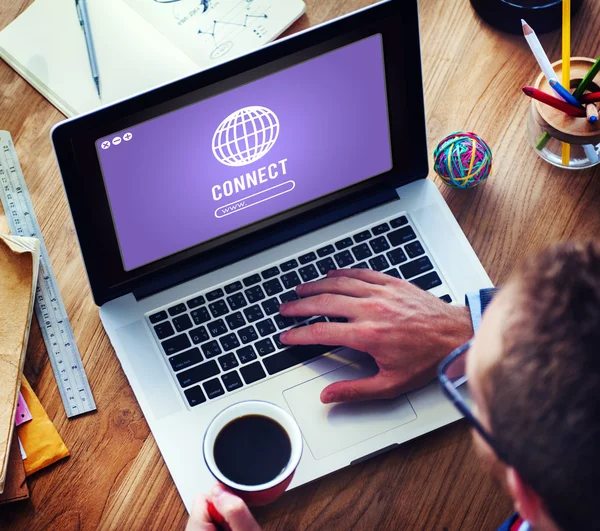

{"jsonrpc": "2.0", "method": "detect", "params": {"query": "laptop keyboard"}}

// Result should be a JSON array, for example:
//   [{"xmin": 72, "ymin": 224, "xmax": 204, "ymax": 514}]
[{"xmin": 147, "ymin": 213, "xmax": 453, "ymax": 409}]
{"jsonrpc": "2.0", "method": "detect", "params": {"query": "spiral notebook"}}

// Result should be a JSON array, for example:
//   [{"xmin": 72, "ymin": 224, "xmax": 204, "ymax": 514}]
[{"xmin": 0, "ymin": 0, "xmax": 305, "ymax": 117}]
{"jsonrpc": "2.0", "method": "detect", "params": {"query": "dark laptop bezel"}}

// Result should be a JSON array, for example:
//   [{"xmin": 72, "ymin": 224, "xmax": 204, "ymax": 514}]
[{"xmin": 52, "ymin": 0, "xmax": 428, "ymax": 306}]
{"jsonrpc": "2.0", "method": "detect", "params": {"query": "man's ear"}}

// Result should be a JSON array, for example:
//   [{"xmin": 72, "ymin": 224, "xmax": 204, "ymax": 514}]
[{"xmin": 505, "ymin": 467, "xmax": 543, "ymax": 526}]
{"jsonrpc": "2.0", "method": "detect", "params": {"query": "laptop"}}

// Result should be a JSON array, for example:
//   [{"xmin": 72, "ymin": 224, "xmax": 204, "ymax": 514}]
[{"xmin": 52, "ymin": 0, "xmax": 492, "ymax": 511}]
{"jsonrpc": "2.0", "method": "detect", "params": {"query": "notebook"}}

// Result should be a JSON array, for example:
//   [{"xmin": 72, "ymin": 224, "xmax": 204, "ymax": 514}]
[{"xmin": 0, "ymin": 0, "xmax": 305, "ymax": 117}]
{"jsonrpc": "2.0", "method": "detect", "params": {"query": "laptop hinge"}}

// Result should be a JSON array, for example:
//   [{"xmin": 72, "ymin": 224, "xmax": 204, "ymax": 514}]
[{"xmin": 133, "ymin": 187, "xmax": 398, "ymax": 301}]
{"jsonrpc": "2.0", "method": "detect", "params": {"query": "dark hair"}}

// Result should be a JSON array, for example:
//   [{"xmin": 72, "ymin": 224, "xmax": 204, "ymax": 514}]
[{"xmin": 486, "ymin": 241, "xmax": 600, "ymax": 531}]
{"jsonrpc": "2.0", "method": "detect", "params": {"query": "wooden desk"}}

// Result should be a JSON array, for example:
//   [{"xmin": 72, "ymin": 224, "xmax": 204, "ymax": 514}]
[{"xmin": 1, "ymin": 0, "xmax": 599, "ymax": 528}]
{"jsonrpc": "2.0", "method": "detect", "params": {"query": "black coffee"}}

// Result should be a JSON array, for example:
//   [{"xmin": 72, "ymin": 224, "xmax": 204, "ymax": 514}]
[{"xmin": 213, "ymin": 414, "xmax": 291, "ymax": 486}]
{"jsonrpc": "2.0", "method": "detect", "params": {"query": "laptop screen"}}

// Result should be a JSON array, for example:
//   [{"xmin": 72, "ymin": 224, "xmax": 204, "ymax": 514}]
[{"xmin": 95, "ymin": 34, "xmax": 392, "ymax": 271}]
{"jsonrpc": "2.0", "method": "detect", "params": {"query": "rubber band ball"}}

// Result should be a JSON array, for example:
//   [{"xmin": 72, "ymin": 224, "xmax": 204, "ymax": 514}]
[{"xmin": 433, "ymin": 132, "xmax": 493, "ymax": 189}]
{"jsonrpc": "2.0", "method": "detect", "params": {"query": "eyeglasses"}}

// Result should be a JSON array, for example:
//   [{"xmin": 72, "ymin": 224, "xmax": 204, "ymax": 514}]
[{"xmin": 437, "ymin": 340, "xmax": 509, "ymax": 464}]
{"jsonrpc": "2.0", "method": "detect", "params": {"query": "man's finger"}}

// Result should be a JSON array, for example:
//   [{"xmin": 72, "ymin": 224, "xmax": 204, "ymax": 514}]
[
  {"xmin": 327, "ymin": 268, "xmax": 391, "ymax": 285},
  {"xmin": 320, "ymin": 373, "xmax": 404, "ymax": 404},
  {"xmin": 210, "ymin": 485, "xmax": 261, "ymax": 531},
  {"xmin": 186, "ymin": 494, "xmax": 215, "ymax": 531},
  {"xmin": 281, "ymin": 322, "xmax": 361, "ymax": 349},
  {"xmin": 295, "ymin": 276, "xmax": 383, "ymax": 299},
  {"xmin": 279, "ymin": 293, "xmax": 362, "ymax": 319}
]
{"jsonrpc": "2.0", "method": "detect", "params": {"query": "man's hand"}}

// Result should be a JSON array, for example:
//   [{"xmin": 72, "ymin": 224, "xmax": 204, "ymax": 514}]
[
  {"xmin": 279, "ymin": 268, "xmax": 472, "ymax": 404},
  {"xmin": 186, "ymin": 484, "xmax": 261, "ymax": 531}
]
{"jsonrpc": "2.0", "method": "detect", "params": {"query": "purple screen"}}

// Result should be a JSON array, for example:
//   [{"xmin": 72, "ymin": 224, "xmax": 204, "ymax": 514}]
[{"xmin": 96, "ymin": 34, "xmax": 392, "ymax": 271}]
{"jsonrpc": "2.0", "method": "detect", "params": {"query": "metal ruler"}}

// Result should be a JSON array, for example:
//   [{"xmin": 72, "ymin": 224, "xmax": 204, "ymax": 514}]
[{"xmin": 0, "ymin": 131, "xmax": 96, "ymax": 418}]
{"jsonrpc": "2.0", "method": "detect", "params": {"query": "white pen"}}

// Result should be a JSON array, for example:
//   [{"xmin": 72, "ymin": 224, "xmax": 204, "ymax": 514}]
[{"xmin": 75, "ymin": 0, "xmax": 101, "ymax": 97}]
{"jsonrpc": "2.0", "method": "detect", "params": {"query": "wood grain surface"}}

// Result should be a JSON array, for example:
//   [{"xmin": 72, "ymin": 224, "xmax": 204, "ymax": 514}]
[{"xmin": 1, "ymin": 0, "xmax": 599, "ymax": 529}]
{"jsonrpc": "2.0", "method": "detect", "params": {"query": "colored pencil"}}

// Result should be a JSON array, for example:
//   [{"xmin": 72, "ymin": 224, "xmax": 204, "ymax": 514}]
[
  {"xmin": 583, "ymin": 144, "xmax": 599, "ymax": 164},
  {"xmin": 580, "ymin": 92, "xmax": 600, "ymax": 104},
  {"xmin": 549, "ymin": 79, "xmax": 581, "ymax": 108},
  {"xmin": 561, "ymin": 0, "xmax": 571, "ymax": 165},
  {"xmin": 573, "ymin": 57, "xmax": 600, "ymax": 100},
  {"xmin": 522, "ymin": 86, "xmax": 586, "ymax": 116},
  {"xmin": 586, "ymin": 103, "xmax": 599, "ymax": 123},
  {"xmin": 521, "ymin": 20, "xmax": 557, "ymax": 83}
]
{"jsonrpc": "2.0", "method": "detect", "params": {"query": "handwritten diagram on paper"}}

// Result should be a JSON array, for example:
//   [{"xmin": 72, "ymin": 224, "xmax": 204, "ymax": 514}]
[{"xmin": 125, "ymin": 0, "xmax": 280, "ymax": 66}]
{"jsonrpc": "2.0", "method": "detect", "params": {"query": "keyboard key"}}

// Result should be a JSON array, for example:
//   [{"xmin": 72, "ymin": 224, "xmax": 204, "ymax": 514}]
[
  {"xmin": 384, "ymin": 268, "xmax": 402, "ymax": 279},
  {"xmin": 400, "ymin": 257, "xmax": 434, "ymax": 280},
  {"xmin": 153, "ymin": 321, "xmax": 174, "ymax": 340},
  {"xmin": 281, "ymin": 271, "xmax": 301, "ymax": 289},
  {"xmin": 245, "ymin": 285, "xmax": 266, "ymax": 303},
  {"xmin": 238, "ymin": 325, "xmax": 258, "ymax": 344},
  {"xmin": 353, "ymin": 230, "xmax": 371, "ymax": 243},
  {"xmin": 274, "ymin": 314, "xmax": 295, "ymax": 330},
  {"xmin": 236, "ymin": 345, "xmax": 257, "ymax": 364},
  {"xmin": 372, "ymin": 222, "xmax": 390, "ymax": 235},
  {"xmin": 201, "ymin": 340, "xmax": 222, "ymax": 358},
  {"xmin": 222, "ymin": 371, "xmax": 243, "ymax": 392},
  {"xmin": 186, "ymin": 296, "xmax": 205, "ymax": 309},
  {"xmin": 203, "ymin": 378, "xmax": 225, "ymax": 399},
  {"xmin": 298, "ymin": 252, "xmax": 317, "ymax": 264},
  {"xmin": 369, "ymin": 255, "xmax": 390, "ymax": 272},
  {"xmin": 173, "ymin": 314, "xmax": 193, "ymax": 333},
  {"xmin": 219, "ymin": 333, "xmax": 240, "ymax": 352},
  {"xmin": 352, "ymin": 243, "xmax": 373, "ymax": 260},
  {"xmin": 184, "ymin": 386, "xmax": 206, "ymax": 407},
  {"xmin": 351, "ymin": 262, "xmax": 369, "ymax": 269},
  {"xmin": 243, "ymin": 274, "xmax": 261, "ymax": 287},
  {"xmin": 208, "ymin": 319, "xmax": 228, "ymax": 337},
  {"xmin": 388, "ymin": 226, "xmax": 417, "ymax": 247},
  {"xmin": 191, "ymin": 307, "xmax": 211, "ymax": 325},
  {"xmin": 261, "ymin": 266, "xmax": 280, "ymax": 279},
  {"xmin": 334, "ymin": 250, "xmax": 355, "ymax": 268},
  {"xmin": 299, "ymin": 264, "xmax": 319, "ymax": 282},
  {"xmin": 262, "ymin": 298, "xmax": 280, "ymax": 315},
  {"xmin": 168, "ymin": 303, "xmax": 186, "ymax": 317},
  {"xmin": 162, "ymin": 334, "xmax": 191, "ymax": 356},
  {"xmin": 328, "ymin": 316, "xmax": 348, "ymax": 323},
  {"xmin": 218, "ymin": 352, "xmax": 239, "ymax": 371},
  {"xmin": 255, "ymin": 338, "xmax": 276, "ymax": 357},
  {"xmin": 440, "ymin": 294, "xmax": 453, "ymax": 303},
  {"xmin": 308, "ymin": 316, "xmax": 327, "ymax": 325},
  {"xmin": 240, "ymin": 362, "xmax": 266, "ymax": 384},
  {"xmin": 317, "ymin": 244, "xmax": 335, "ymax": 257},
  {"xmin": 209, "ymin": 299, "xmax": 228, "ymax": 318},
  {"xmin": 387, "ymin": 248, "xmax": 408, "ymax": 265},
  {"xmin": 280, "ymin": 259, "xmax": 298, "ymax": 272},
  {"xmin": 317, "ymin": 257, "xmax": 336, "ymax": 275},
  {"xmin": 280, "ymin": 291, "xmax": 299, "ymax": 303},
  {"xmin": 169, "ymin": 347, "xmax": 203, "ymax": 372},
  {"xmin": 189, "ymin": 326, "xmax": 210, "ymax": 344},
  {"xmin": 370, "ymin": 236, "xmax": 390, "ymax": 254},
  {"xmin": 206, "ymin": 288, "xmax": 224, "ymax": 301},
  {"xmin": 411, "ymin": 271, "xmax": 442, "ymax": 291},
  {"xmin": 177, "ymin": 360, "xmax": 220, "ymax": 387},
  {"xmin": 225, "ymin": 312, "xmax": 246, "ymax": 330},
  {"xmin": 244, "ymin": 305, "xmax": 264, "ymax": 322},
  {"xmin": 227, "ymin": 292, "xmax": 247, "ymax": 310},
  {"xmin": 256, "ymin": 318, "xmax": 276, "ymax": 337},
  {"xmin": 390, "ymin": 215, "xmax": 408, "ymax": 228},
  {"xmin": 273, "ymin": 333, "xmax": 285, "ymax": 350},
  {"xmin": 335, "ymin": 237, "xmax": 354, "ymax": 250},
  {"xmin": 405, "ymin": 240, "xmax": 425, "ymax": 259},
  {"xmin": 263, "ymin": 344, "xmax": 333, "ymax": 375},
  {"xmin": 224, "ymin": 281, "xmax": 243, "ymax": 294},
  {"xmin": 263, "ymin": 278, "xmax": 284, "ymax": 297},
  {"xmin": 149, "ymin": 310, "xmax": 168, "ymax": 324}
]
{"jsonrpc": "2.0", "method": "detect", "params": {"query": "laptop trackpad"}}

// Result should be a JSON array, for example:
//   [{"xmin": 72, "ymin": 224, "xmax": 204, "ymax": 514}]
[{"xmin": 283, "ymin": 353, "xmax": 417, "ymax": 460}]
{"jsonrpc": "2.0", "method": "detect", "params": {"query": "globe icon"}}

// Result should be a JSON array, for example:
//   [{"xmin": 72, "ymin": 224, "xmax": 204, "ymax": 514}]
[{"xmin": 212, "ymin": 106, "xmax": 280, "ymax": 167}]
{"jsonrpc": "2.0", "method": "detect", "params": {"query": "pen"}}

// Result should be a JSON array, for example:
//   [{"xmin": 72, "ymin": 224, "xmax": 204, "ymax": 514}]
[{"xmin": 75, "ymin": 0, "xmax": 101, "ymax": 98}]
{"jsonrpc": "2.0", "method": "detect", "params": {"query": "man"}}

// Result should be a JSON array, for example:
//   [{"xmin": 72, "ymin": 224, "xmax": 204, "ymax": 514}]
[{"xmin": 187, "ymin": 241, "xmax": 600, "ymax": 531}]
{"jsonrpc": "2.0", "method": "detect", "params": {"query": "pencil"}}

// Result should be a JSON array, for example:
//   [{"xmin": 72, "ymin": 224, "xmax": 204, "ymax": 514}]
[
  {"xmin": 573, "ymin": 57, "xmax": 600, "ymax": 100},
  {"xmin": 586, "ymin": 103, "xmax": 599, "ymax": 123},
  {"xmin": 561, "ymin": 0, "xmax": 571, "ymax": 165},
  {"xmin": 522, "ymin": 87, "xmax": 586, "ymax": 116},
  {"xmin": 521, "ymin": 20, "xmax": 557, "ymax": 83},
  {"xmin": 549, "ymin": 79, "xmax": 582, "ymax": 108},
  {"xmin": 580, "ymin": 92, "xmax": 600, "ymax": 104}
]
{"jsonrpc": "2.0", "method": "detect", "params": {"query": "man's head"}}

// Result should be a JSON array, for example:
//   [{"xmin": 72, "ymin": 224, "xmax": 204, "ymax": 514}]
[{"xmin": 467, "ymin": 241, "xmax": 600, "ymax": 531}]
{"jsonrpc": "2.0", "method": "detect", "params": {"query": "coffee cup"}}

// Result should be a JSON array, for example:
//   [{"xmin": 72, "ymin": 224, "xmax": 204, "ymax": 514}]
[{"xmin": 203, "ymin": 400, "xmax": 303, "ymax": 506}]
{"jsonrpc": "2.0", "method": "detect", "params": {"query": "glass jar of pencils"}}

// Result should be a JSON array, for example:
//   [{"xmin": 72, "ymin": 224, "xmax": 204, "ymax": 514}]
[{"xmin": 528, "ymin": 57, "xmax": 600, "ymax": 169}]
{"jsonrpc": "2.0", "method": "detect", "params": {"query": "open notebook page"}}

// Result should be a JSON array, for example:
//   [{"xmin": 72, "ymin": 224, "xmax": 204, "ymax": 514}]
[{"xmin": 0, "ymin": 0, "xmax": 198, "ymax": 117}]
